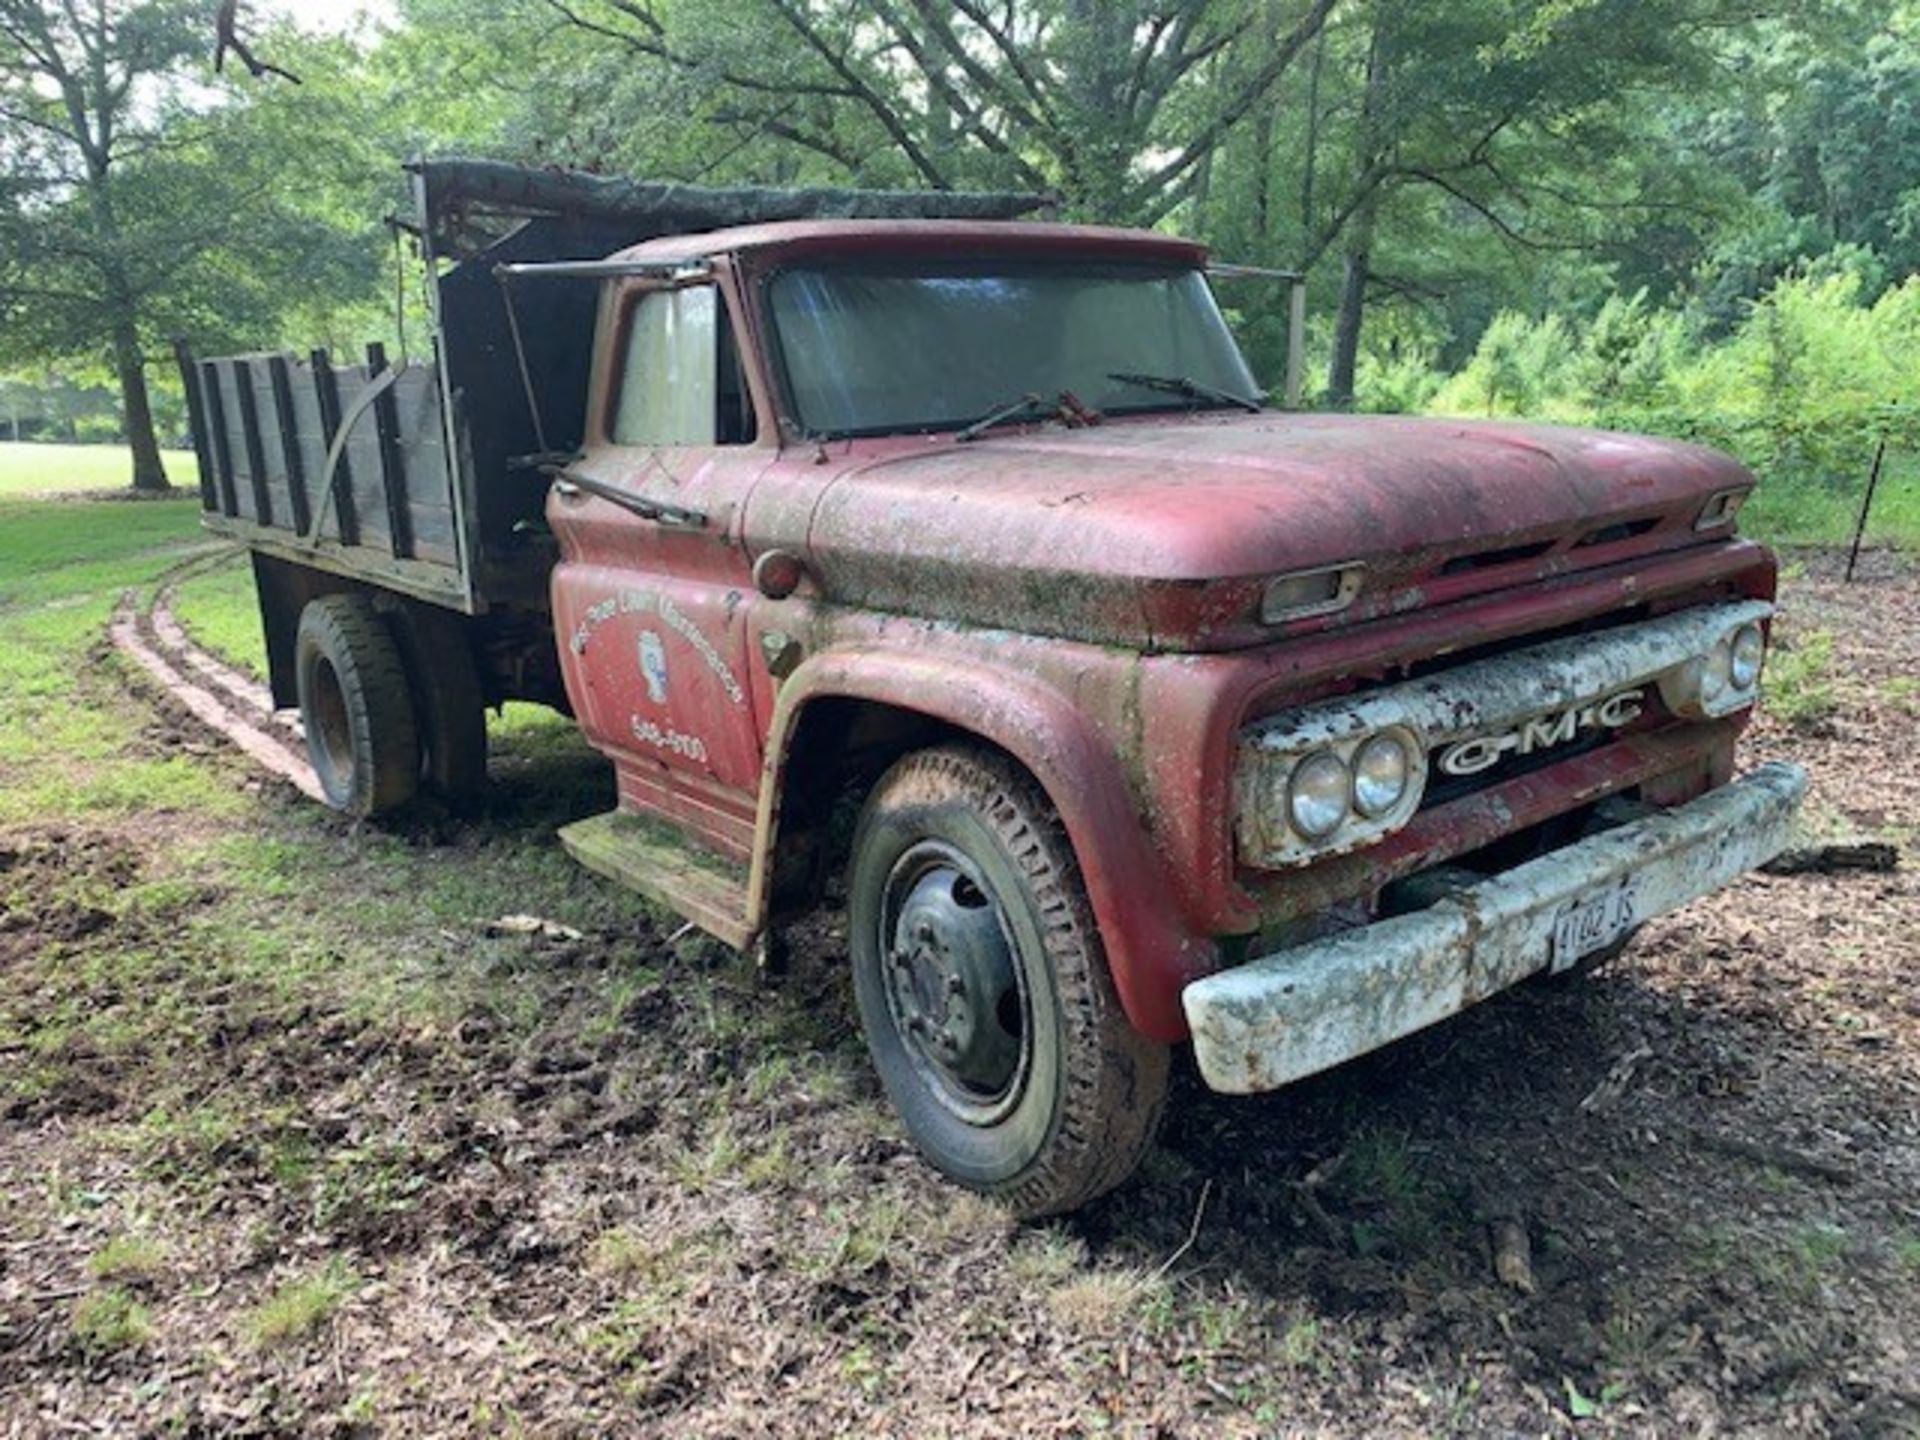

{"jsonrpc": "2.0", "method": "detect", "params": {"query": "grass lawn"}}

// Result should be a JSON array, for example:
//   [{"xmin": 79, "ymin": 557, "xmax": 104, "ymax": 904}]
[
  {"xmin": 167, "ymin": 555, "xmax": 269, "ymax": 677},
  {"xmin": 0, "ymin": 440, "xmax": 199, "ymax": 496}
]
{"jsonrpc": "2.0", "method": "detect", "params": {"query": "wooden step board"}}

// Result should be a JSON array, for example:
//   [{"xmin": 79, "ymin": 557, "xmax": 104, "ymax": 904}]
[{"xmin": 558, "ymin": 811, "xmax": 755, "ymax": 950}]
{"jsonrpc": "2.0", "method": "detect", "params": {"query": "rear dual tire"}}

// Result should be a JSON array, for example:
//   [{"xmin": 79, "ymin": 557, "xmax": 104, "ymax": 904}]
[{"xmin": 294, "ymin": 595, "xmax": 486, "ymax": 817}]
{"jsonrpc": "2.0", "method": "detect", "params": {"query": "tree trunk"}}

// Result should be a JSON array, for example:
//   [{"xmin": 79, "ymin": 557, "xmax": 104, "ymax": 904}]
[
  {"xmin": 1326, "ymin": 216, "xmax": 1371, "ymax": 410},
  {"xmin": 1324, "ymin": 24, "xmax": 1387, "ymax": 412},
  {"xmin": 112, "ymin": 318, "xmax": 169, "ymax": 492}
]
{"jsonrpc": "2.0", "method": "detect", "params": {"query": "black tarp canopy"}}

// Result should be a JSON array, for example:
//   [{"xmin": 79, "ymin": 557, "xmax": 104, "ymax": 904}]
[
  {"xmin": 409, "ymin": 156, "xmax": 1055, "ymax": 259},
  {"xmin": 406, "ymin": 159, "xmax": 1056, "ymax": 602}
]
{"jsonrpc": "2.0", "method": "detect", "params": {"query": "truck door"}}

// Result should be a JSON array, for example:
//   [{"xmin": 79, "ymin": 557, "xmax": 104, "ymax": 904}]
[{"xmin": 550, "ymin": 275, "xmax": 772, "ymax": 866}]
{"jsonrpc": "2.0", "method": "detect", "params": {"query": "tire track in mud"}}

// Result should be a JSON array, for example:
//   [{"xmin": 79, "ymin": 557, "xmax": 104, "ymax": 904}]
[{"xmin": 108, "ymin": 547, "xmax": 326, "ymax": 802}]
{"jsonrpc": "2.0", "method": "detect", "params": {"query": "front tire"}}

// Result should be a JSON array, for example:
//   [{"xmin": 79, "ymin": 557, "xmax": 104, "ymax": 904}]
[
  {"xmin": 295, "ymin": 594, "xmax": 419, "ymax": 817},
  {"xmin": 848, "ymin": 746, "xmax": 1168, "ymax": 1218}
]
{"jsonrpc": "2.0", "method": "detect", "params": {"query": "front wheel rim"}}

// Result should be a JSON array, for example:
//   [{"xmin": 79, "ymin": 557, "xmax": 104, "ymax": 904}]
[{"xmin": 876, "ymin": 840, "xmax": 1033, "ymax": 1126}]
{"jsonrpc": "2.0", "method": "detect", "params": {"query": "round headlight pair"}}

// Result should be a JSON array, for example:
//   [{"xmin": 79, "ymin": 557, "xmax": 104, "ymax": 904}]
[{"xmin": 1285, "ymin": 733, "xmax": 1414, "ymax": 839}]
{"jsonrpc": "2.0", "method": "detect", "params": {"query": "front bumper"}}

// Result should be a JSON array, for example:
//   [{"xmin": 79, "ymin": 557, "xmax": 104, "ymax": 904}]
[{"xmin": 1182, "ymin": 762, "xmax": 1807, "ymax": 1094}]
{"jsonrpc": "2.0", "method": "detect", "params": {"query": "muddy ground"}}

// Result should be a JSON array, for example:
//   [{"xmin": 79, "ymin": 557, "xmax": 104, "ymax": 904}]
[{"xmin": 1, "ymin": 548, "xmax": 1916, "ymax": 1437}]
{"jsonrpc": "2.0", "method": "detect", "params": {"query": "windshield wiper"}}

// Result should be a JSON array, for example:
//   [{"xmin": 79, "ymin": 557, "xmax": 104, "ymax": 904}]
[
  {"xmin": 955, "ymin": 392, "xmax": 1059, "ymax": 443},
  {"xmin": 1107, "ymin": 371, "xmax": 1264, "ymax": 413}
]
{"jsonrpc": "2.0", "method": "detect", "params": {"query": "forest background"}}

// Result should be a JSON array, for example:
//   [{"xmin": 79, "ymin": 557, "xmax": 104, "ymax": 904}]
[{"xmin": 3, "ymin": 0, "xmax": 1915, "ymax": 539}]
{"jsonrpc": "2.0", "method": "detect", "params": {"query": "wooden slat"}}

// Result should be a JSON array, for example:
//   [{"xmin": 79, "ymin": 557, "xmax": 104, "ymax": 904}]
[
  {"xmin": 310, "ymin": 349, "xmax": 358, "ymax": 547},
  {"xmin": 231, "ymin": 358, "xmax": 274, "ymax": 527},
  {"xmin": 267, "ymin": 355, "xmax": 312, "ymax": 536},
  {"xmin": 198, "ymin": 362, "xmax": 240, "ymax": 518},
  {"xmin": 172, "ymin": 339, "xmax": 219, "ymax": 513},
  {"xmin": 366, "ymin": 342, "xmax": 414, "ymax": 560}
]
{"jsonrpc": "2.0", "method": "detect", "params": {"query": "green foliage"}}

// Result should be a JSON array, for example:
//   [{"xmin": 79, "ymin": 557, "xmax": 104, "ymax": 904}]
[
  {"xmin": 1354, "ymin": 348, "xmax": 1443, "ymax": 414},
  {"xmin": 1763, "ymin": 631, "xmax": 1839, "ymax": 729},
  {"xmin": 1577, "ymin": 291, "xmax": 1691, "ymax": 418},
  {"xmin": 1433, "ymin": 312, "xmax": 1575, "ymax": 417},
  {"xmin": 1397, "ymin": 266, "xmax": 1920, "ymax": 547}
]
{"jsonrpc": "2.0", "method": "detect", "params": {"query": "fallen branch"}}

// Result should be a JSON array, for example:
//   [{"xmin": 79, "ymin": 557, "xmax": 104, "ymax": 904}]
[
  {"xmin": 1761, "ymin": 841, "xmax": 1899, "ymax": 876},
  {"xmin": 1683, "ymin": 1127, "xmax": 1854, "ymax": 1186},
  {"xmin": 1489, "ymin": 1217, "xmax": 1536, "ymax": 1295},
  {"xmin": 1151, "ymin": 1177, "xmax": 1214, "ymax": 1280}
]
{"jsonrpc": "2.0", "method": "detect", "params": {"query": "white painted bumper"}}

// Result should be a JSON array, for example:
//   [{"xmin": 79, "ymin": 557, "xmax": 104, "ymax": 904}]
[{"xmin": 1183, "ymin": 762, "xmax": 1807, "ymax": 1094}]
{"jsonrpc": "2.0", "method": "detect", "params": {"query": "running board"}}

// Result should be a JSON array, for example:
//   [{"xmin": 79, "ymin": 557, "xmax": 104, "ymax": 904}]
[{"xmin": 557, "ymin": 811, "xmax": 754, "ymax": 950}]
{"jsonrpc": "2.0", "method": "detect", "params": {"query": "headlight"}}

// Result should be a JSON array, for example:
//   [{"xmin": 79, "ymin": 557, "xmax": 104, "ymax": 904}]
[
  {"xmin": 1238, "ymin": 725, "xmax": 1430, "ymax": 865},
  {"xmin": 1728, "ymin": 622, "xmax": 1764, "ymax": 689},
  {"xmin": 1352, "ymin": 732, "xmax": 1413, "ymax": 818},
  {"xmin": 1287, "ymin": 750, "xmax": 1350, "ymax": 838},
  {"xmin": 1657, "ymin": 606, "xmax": 1772, "ymax": 719}
]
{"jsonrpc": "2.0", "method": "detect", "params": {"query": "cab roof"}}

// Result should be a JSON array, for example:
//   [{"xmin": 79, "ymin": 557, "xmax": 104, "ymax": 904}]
[{"xmin": 603, "ymin": 218, "xmax": 1210, "ymax": 270}]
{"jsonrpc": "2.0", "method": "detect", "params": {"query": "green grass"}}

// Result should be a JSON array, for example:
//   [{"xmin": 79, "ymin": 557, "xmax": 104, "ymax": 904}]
[
  {"xmin": 0, "ymin": 494, "xmax": 244, "ymax": 822},
  {"xmin": 168, "ymin": 555, "xmax": 268, "ymax": 676},
  {"xmin": 88, "ymin": 1234, "xmax": 169, "ymax": 1284},
  {"xmin": 0, "ymin": 440, "xmax": 198, "ymax": 496},
  {"xmin": 0, "ymin": 494, "xmax": 209, "ymax": 609},
  {"xmin": 72, "ymin": 1288, "xmax": 155, "ymax": 1355},
  {"xmin": 244, "ymin": 1259, "xmax": 360, "ymax": 1346},
  {"xmin": 1763, "ymin": 629, "xmax": 1839, "ymax": 729}
]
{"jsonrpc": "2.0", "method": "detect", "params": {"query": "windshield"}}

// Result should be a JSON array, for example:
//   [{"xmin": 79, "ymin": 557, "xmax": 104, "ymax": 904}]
[{"xmin": 765, "ymin": 259, "xmax": 1259, "ymax": 438}]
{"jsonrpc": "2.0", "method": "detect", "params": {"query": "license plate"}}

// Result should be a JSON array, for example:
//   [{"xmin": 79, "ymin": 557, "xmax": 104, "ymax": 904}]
[{"xmin": 1549, "ymin": 879, "xmax": 1639, "ymax": 971}]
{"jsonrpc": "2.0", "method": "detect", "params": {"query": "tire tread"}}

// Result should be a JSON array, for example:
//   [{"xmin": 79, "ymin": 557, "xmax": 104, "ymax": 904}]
[
  {"xmin": 860, "ymin": 745, "xmax": 1169, "ymax": 1218},
  {"xmin": 296, "ymin": 594, "xmax": 419, "ymax": 816}
]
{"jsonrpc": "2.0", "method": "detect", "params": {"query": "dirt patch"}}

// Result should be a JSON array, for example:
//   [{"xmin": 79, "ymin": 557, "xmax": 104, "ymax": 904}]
[
  {"xmin": 0, "ymin": 827, "xmax": 139, "ymax": 961},
  {"xmin": 1, "ymin": 553, "xmax": 1916, "ymax": 1436}
]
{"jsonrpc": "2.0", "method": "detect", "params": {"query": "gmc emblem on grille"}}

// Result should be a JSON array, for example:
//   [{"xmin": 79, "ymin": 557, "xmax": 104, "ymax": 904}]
[{"xmin": 1438, "ymin": 688, "xmax": 1646, "ymax": 777}]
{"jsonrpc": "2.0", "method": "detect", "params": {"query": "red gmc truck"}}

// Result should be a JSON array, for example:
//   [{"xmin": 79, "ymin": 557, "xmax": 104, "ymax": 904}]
[{"xmin": 182, "ymin": 160, "xmax": 1805, "ymax": 1217}]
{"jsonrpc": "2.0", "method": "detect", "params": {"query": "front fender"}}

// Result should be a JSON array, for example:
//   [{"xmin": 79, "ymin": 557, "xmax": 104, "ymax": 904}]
[{"xmin": 747, "ymin": 644, "xmax": 1211, "ymax": 1043}]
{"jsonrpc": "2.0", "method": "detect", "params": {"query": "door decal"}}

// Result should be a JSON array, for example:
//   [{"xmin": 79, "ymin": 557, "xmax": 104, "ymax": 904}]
[{"xmin": 638, "ymin": 631, "xmax": 669, "ymax": 704}]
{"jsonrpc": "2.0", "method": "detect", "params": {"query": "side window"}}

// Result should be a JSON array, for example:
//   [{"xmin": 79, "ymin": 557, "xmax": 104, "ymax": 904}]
[{"xmin": 610, "ymin": 285, "xmax": 758, "ymax": 447}]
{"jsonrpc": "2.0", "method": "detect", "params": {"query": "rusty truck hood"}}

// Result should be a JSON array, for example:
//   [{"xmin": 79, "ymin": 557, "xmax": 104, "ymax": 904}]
[{"xmin": 803, "ymin": 412, "xmax": 1753, "ymax": 652}]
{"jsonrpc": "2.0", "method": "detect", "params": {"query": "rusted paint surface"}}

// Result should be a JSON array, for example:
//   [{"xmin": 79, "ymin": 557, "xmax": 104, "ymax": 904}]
[
  {"xmin": 794, "ymin": 415, "xmax": 1753, "ymax": 654},
  {"xmin": 1182, "ymin": 762, "xmax": 1807, "ymax": 1094},
  {"xmin": 547, "ymin": 219, "xmax": 1790, "ymax": 1043}
]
